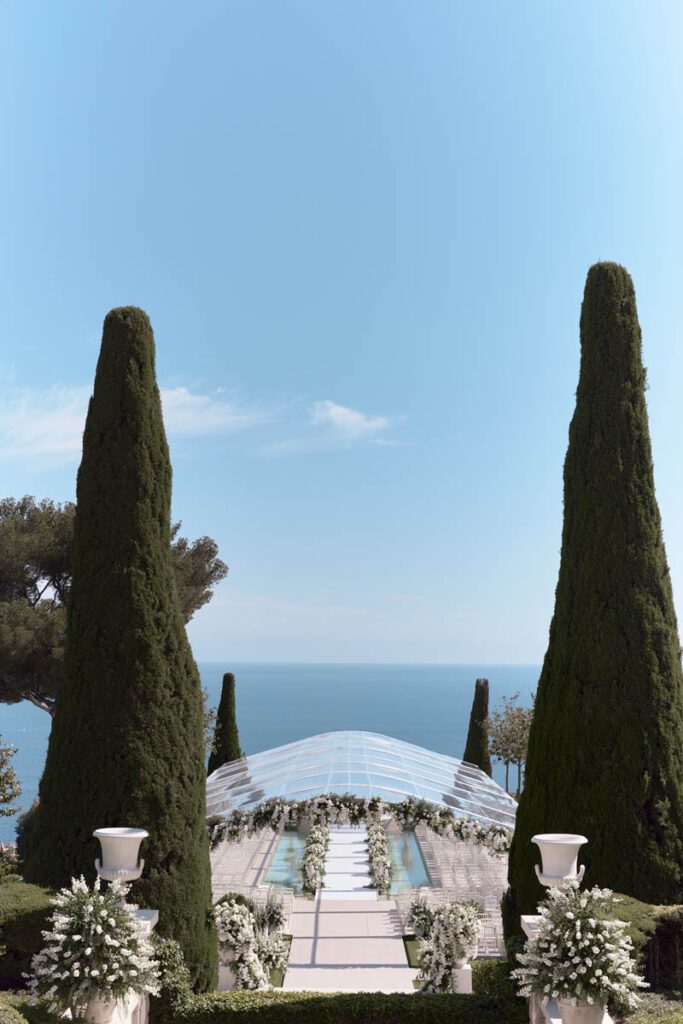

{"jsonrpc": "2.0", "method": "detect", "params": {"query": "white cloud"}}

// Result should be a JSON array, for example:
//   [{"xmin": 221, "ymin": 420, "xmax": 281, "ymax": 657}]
[
  {"xmin": 0, "ymin": 384, "xmax": 271, "ymax": 462},
  {"xmin": 309, "ymin": 400, "xmax": 390, "ymax": 440},
  {"xmin": 263, "ymin": 400, "xmax": 396, "ymax": 456},
  {"xmin": 161, "ymin": 387, "xmax": 270, "ymax": 436},
  {"xmin": 0, "ymin": 386, "xmax": 89, "ymax": 461}
]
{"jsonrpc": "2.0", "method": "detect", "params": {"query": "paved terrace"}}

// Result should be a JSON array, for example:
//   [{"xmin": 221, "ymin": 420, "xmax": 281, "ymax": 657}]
[{"xmin": 284, "ymin": 896, "xmax": 417, "ymax": 993}]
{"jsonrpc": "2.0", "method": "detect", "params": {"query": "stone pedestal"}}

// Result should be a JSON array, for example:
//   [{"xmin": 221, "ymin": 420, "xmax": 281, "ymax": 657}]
[
  {"xmin": 110, "ymin": 910, "xmax": 159, "ymax": 1024},
  {"xmin": 452, "ymin": 964, "xmax": 472, "ymax": 994}
]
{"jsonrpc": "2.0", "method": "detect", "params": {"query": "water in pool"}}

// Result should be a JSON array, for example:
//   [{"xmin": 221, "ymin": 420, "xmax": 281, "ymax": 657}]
[
  {"xmin": 264, "ymin": 832, "xmax": 306, "ymax": 892},
  {"xmin": 263, "ymin": 827, "xmax": 431, "ymax": 895},
  {"xmin": 387, "ymin": 830, "xmax": 431, "ymax": 893}
]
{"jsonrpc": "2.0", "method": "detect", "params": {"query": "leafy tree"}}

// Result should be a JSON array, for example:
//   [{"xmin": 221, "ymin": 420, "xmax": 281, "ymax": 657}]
[
  {"xmin": 0, "ymin": 498, "xmax": 227, "ymax": 714},
  {"xmin": 23, "ymin": 307, "xmax": 217, "ymax": 989},
  {"xmin": 487, "ymin": 693, "xmax": 533, "ymax": 797},
  {"xmin": 207, "ymin": 672, "xmax": 243, "ymax": 774},
  {"xmin": 0, "ymin": 736, "xmax": 20, "ymax": 817},
  {"xmin": 507, "ymin": 263, "xmax": 683, "ymax": 932},
  {"xmin": 463, "ymin": 677, "xmax": 492, "ymax": 776}
]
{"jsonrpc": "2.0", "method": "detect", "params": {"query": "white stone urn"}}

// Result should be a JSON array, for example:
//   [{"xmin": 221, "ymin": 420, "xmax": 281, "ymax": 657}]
[
  {"xmin": 557, "ymin": 997, "xmax": 605, "ymax": 1024},
  {"xmin": 82, "ymin": 995, "xmax": 118, "ymax": 1024},
  {"xmin": 94, "ymin": 827, "xmax": 148, "ymax": 883},
  {"xmin": 532, "ymin": 833, "xmax": 587, "ymax": 886}
]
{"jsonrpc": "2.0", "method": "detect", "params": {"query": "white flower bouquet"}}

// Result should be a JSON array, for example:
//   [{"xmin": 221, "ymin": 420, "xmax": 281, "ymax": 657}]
[
  {"xmin": 27, "ymin": 877, "xmax": 159, "ymax": 1014},
  {"xmin": 407, "ymin": 896, "xmax": 435, "ymax": 938},
  {"xmin": 512, "ymin": 882, "xmax": 647, "ymax": 1014},
  {"xmin": 214, "ymin": 892, "xmax": 289, "ymax": 990},
  {"xmin": 417, "ymin": 900, "xmax": 483, "ymax": 992}
]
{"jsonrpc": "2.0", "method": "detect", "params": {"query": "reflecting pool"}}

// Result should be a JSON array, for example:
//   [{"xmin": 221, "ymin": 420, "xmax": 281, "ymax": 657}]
[
  {"xmin": 387, "ymin": 830, "xmax": 431, "ymax": 893},
  {"xmin": 264, "ymin": 832, "xmax": 306, "ymax": 892}
]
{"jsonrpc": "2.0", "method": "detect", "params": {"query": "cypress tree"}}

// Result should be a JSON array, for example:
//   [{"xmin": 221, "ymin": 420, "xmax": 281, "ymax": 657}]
[
  {"xmin": 463, "ymin": 678, "xmax": 492, "ymax": 776},
  {"xmin": 506, "ymin": 263, "xmax": 683, "ymax": 930},
  {"xmin": 207, "ymin": 672, "xmax": 243, "ymax": 775},
  {"xmin": 23, "ymin": 307, "xmax": 217, "ymax": 989}
]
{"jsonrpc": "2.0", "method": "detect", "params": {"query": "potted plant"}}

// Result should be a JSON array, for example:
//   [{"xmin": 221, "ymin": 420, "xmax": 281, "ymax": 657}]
[
  {"xmin": 512, "ymin": 881, "xmax": 646, "ymax": 1024},
  {"xmin": 28, "ymin": 876, "xmax": 159, "ymax": 1023}
]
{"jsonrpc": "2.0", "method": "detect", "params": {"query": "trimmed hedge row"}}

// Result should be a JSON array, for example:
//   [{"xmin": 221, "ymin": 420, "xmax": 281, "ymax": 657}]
[
  {"xmin": 0, "ymin": 881, "xmax": 53, "ymax": 984},
  {"xmin": 150, "ymin": 940, "xmax": 528, "ymax": 1024},
  {"xmin": 614, "ymin": 894, "xmax": 683, "ymax": 993}
]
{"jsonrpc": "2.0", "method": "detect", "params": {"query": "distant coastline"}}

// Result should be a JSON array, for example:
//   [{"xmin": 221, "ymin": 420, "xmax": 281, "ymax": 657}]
[{"xmin": 0, "ymin": 662, "xmax": 538, "ymax": 842}]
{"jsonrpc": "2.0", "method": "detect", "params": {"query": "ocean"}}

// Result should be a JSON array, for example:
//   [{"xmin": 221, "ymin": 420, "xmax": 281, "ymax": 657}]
[{"xmin": 0, "ymin": 662, "xmax": 538, "ymax": 843}]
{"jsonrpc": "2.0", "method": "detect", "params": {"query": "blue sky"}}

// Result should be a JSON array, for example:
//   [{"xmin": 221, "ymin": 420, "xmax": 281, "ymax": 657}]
[{"xmin": 2, "ymin": 0, "xmax": 683, "ymax": 663}]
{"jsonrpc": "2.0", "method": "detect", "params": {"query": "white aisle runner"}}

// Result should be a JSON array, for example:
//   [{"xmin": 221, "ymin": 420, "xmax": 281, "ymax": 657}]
[{"xmin": 320, "ymin": 824, "xmax": 376, "ymax": 901}]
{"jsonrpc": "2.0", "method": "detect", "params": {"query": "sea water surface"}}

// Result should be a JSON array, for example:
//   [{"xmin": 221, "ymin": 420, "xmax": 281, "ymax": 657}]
[{"xmin": 0, "ymin": 663, "xmax": 538, "ymax": 842}]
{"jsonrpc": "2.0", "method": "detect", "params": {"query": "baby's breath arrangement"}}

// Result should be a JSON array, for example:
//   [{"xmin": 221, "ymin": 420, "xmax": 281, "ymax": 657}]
[
  {"xmin": 27, "ymin": 877, "xmax": 159, "ymax": 1013},
  {"xmin": 366, "ymin": 824, "xmax": 392, "ymax": 894},
  {"xmin": 512, "ymin": 882, "xmax": 647, "ymax": 1013},
  {"xmin": 302, "ymin": 824, "xmax": 328, "ymax": 893},
  {"xmin": 213, "ymin": 893, "xmax": 288, "ymax": 990},
  {"xmin": 417, "ymin": 900, "xmax": 483, "ymax": 992}
]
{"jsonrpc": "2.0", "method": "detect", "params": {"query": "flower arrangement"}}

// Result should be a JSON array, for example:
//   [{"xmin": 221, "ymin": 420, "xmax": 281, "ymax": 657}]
[
  {"xmin": 407, "ymin": 896, "xmax": 435, "ymax": 938},
  {"xmin": 511, "ymin": 882, "xmax": 647, "ymax": 1014},
  {"xmin": 208, "ymin": 793, "xmax": 511, "ymax": 855},
  {"xmin": 417, "ymin": 900, "xmax": 483, "ymax": 992},
  {"xmin": 214, "ymin": 892, "xmax": 289, "ymax": 990},
  {"xmin": 366, "ymin": 824, "xmax": 392, "ymax": 895},
  {"xmin": 302, "ymin": 824, "xmax": 329, "ymax": 893},
  {"xmin": 27, "ymin": 877, "xmax": 159, "ymax": 1014}
]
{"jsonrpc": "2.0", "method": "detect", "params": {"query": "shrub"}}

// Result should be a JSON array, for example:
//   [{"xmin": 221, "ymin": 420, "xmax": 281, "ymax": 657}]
[
  {"xmin": 151, "ymin": 939, "xmax": 528, "ymax": 1024},
  {"xmin": 0, "ymin": 993, "xmax": 61, "ymax": 1024},
  {"xmin": 0, "ymin": 880, "xmax": 53, "ymax": 982}
]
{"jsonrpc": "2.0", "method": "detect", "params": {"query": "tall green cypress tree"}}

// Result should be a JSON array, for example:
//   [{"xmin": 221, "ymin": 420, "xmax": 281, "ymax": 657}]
[
  {"xmin": 463, "ymin": 678, "xmax": 492, "ymax": 776},
  {"xmin": 207, "ymin": 672, "xmax": 243, "ymax": 775},
  {"xmin": 24, "ymin": 307, "xmax": 217, "ymax": 989},
  {"xmin": 506, "ymin": 263, "xmax": 683, "ymax": 929}
]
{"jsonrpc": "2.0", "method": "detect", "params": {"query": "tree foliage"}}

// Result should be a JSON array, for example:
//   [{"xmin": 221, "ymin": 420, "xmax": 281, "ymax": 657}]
[
  {"xmin": 207, "ymin": 672, "xmax": 243, "ymax": 775},
  {"xmin": 487, "ymin": 693, "xmax": 533, "ymax": 797},
  {"xmin": 23, "ymin": 307, "xmax": 217, "ymax": 989},
  {"xmin": 463, "ymin": 678, "xmax": 492, "ymax": 776},
  {"xmin": 0, "ymin": 737, "xmax": 21, "ymax": 817},
  {"xmin": 507, "ymin": 263, "xmax": 683, "ymax": 932},
  {"xmin": 0, "ymin": 498, "xmax": 227, "ymax": 714}
]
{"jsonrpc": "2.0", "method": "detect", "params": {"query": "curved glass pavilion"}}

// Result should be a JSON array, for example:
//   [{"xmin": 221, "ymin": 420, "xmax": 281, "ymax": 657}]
[{"xmin": 206, "ymin": 730, "xmax": 516, "ymax": 828}]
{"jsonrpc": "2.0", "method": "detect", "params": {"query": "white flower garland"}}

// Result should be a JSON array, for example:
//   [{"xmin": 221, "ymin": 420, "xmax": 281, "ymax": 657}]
[
  {"xmin": 302, "ymin": 825, "xmax": 329, "ymax": 893},
  {"xmin": 27, "ymin": 877, "xmax": 159, "ymax": 1013},
  {"xmin": 512, "ymin": 882, "xmax": 647, "ymax": 1014},
  {"xmin": 214, "ymin": 893, "xmax": 289, "ymax": 990},
  {"xmin": 366, "ymin": 824, "xmax": 392, "ymax": 895},
  {"xmin": 209, "ymin": 793, "xmax": 511, "ymax": 855}
]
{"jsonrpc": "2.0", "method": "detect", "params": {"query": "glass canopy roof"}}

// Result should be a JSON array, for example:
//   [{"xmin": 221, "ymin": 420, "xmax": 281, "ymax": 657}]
[{"xmin": 206, "ymin": 730, "xmax": 517, "ymax": 828}]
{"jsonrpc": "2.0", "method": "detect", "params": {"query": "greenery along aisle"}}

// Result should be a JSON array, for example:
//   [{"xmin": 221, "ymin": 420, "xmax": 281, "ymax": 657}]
[
  {"xmin": 208, "ymin": 793, "xmax": 512, "ymax": 854},
  {"xmin": 23, "ymin": 308, "xmax": 217, "ymax": 990}
]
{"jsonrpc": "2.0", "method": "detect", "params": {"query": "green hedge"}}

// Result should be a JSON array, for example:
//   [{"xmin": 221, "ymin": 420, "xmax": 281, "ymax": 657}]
[
  {"xmin": 612, "ymin": 894, "xmax": 683, "ymax": 993},
  {"xmin": 151, "ymin": 939, "xmax": 527, "ymax": 1024},
  {"xmin": 0, "ymin": 880, "xmax": 53, "ymax": 982},
  {"xmin": 0, "ymin": 994, "xmax": 60, "ymax": 1024}
]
